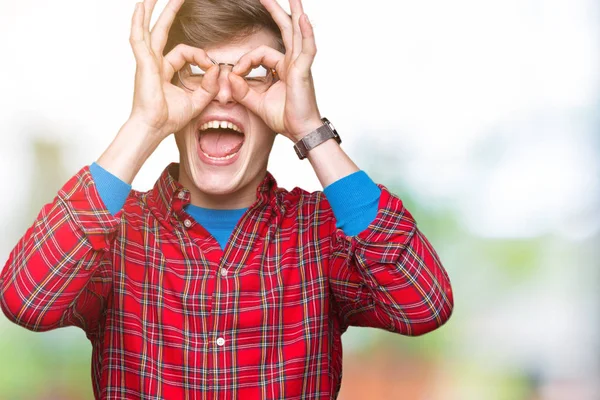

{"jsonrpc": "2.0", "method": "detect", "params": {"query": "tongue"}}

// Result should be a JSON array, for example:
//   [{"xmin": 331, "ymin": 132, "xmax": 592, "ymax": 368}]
[{"xmin": 199, "ymin": 129, "xmax": 244, "ymax": 157}]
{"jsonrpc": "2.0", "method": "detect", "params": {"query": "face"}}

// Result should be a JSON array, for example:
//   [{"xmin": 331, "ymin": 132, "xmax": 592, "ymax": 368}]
[{"xmin": 174, "ymin": 29, "xmax": 280, "ymax": 209}]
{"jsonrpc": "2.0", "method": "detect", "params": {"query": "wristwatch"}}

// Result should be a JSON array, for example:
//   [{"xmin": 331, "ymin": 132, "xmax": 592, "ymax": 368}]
[{"xmin": 293, "ymin": 118, "xmax": 342, "ymax": 160}]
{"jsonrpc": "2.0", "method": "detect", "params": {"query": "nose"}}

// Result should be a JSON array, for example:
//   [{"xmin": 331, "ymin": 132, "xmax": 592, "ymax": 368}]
[{"xmin": 214, "ymin": 63, "xmax": 236, "ymax": 106}]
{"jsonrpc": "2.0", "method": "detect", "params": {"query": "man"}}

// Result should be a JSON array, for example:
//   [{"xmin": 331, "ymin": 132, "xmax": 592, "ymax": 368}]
[{"xmin": 0, "ymin": 0, "xmax": 453, "ymax": 398}]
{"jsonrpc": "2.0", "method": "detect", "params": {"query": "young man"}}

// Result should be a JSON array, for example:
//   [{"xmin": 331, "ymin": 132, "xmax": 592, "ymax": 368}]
[{"xmin": 1, "ymin": 0, "xmax": 453, "ymax": 398}]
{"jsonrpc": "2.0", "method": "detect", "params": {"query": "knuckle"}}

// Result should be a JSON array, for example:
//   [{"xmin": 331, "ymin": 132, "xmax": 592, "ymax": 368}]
[
  {"xmin": 173, "ymin": 43, "xmax": 186, "ymax": 53},
  {"xmin": 174, "ymin": 43, "xmax": 194, "ymax": 57}
]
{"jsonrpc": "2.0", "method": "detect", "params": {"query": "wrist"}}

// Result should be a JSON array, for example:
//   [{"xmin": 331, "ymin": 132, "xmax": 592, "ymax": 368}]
[
  {"xmin": 125, "ymin": 116, "xmax": 166, "ymax": 141},
  {"xmin": 290, "ymin": 118, "xmax": 323, "ymax": 142}
]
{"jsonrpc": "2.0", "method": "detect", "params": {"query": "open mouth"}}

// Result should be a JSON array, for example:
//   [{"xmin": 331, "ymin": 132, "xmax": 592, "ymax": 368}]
[{"xmin": 197, "ymin": 120, "xmax": 245, "ymax": 162}]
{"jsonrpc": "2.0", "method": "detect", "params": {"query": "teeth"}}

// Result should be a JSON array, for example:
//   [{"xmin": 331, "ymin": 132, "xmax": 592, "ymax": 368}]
[
  {"xmin": 199, "ymin": 120, "xmax": 243, "ymax": 134},
  {"xmin": 201, "ymin": 150, "xmax": 238, "ymax": 161}
]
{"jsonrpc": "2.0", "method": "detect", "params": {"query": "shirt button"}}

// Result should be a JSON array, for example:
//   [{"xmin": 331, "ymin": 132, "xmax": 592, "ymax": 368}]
[
  {"xmin": 177, "ymin": 191, "xmax": 185, "ymax": 200},
  {"xmin": 216, "ymin": 337, "xmax": 225, "ymax": 347},
  {"xmin": 220, "ymin": 268, "xmax": 228, "ymax": 277},
  {"xmin": 183, "ymin": 219, "xmax": 192, "ymax": 228}
]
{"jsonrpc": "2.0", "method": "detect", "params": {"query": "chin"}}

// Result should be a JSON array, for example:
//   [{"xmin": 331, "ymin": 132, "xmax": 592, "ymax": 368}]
[
  {"xmin": 174, "ymin": 113, "xmax": 275, "ymax": 206},
  {"xmin": 191, "ymin": 165, "xmax": 247, "ymax": 195},
  {"xmin": 184, "ymin": 142, "xmax": 267, "ymax": 203}
]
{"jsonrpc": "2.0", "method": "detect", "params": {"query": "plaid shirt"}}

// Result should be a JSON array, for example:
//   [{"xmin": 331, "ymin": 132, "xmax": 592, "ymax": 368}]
[{"xmin": 1, "ymin": 164, "xmax": 453, "ymax": 399}]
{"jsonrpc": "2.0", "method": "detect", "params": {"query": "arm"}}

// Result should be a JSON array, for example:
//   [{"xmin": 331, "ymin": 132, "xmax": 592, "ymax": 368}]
[
  {"xmin": 302, "ymin": 131, "xmax": 453, "ymax": 335},
  {"xmin": 308, "ymin": 134, "xmax": 453, "ymax": 336},
  {"xmin": 0, "ymin": 168, "xmax": 117, "ymax": 334},
  {"xmin": 1, "ymin": 0, "xmax": 218, "ymax": 333},
  {"xmin": 309, "ymin": 138, "xmax": 453, "ymax": 336},
  {"xmin": 231, "ymin": 0, "xmax": 453, "ymax": 335},
  {"xmin": 326, "ymin": 185, "xmax": 453, "ymax": 336}
]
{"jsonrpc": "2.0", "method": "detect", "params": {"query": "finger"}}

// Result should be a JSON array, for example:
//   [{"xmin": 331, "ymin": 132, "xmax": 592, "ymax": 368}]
[
  {"xmin": 150, "ymin": 0, "xmax": 185, "ymax": 55},
  {"xmin": 231, "ymin": 45, "xmax": 285, "ymax": 78},
  {"xmin": 143, "ymin": 0, "xmax": 159, "ymax": 32},
  {"xmin": 189, "ymin": 66, "xmax": 220, "ymax": 115},
  {"xmin": 289, "ymin": 0, "xmax": 305, "ymax": 60},
  {"xmin": 259, "ymin": 0, "xmax": 293, "ymax": 52},
  {"xmin": 162, "ymin": 44, "xmax": 214, "ymax": 81},
  {"xmin": 294, "ymin": 14, "xmax": 317, "ymax": 73},
  {"xmin": 142, "ymin": 0, "xmax": 159, "ymax": 47},
  {"xmin": 130, "ymin": 3, "xmax": 152, "ymax": 63},
  {"xmin": 228, "ymin": 74, "xmax": 264, "ymax": 116},
  {"xmin": 198, "ymin": 64, "xmax": 220, "ymax": 95}
]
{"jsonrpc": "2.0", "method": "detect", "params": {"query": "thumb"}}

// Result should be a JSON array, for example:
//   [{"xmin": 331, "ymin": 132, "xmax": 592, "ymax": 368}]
[{"xmin": 228, "ymin": 74, "xmax": 262, "ymax": 116}]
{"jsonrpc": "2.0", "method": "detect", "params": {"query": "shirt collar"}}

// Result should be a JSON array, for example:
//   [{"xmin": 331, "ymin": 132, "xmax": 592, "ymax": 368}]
[{"xmin": 148, "ymin": 163, "xmax": 284, "ymax": 220}]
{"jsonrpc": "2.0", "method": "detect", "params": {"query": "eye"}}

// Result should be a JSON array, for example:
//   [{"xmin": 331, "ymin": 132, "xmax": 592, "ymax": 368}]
[{"xmin": 243, "ymin": 65, "xmax": 269, "ymax": 81}]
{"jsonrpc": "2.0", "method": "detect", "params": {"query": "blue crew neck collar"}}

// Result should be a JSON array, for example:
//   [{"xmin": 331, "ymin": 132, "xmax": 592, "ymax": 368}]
[{"xmin": 184, "ymin": 204, "xmax": 248, "ymax": 229}]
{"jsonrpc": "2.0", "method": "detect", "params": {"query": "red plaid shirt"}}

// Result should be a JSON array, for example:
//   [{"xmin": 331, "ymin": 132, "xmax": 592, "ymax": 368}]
[{"xmin": 1, "ymin": 164, "xmax": 453, "ymax": 399}]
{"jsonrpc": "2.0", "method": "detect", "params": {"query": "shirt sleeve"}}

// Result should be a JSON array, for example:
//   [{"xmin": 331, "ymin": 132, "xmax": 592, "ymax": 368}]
[
  {"xmin": 0, "ymin": 166, "xmax": 119, "ymax": 336},
  {"xmin": 323, "ymin": 170, "xmax": 381, "ymax": 236},
  {"xmin": 89, "ymin": 162, "xmax": 132, "ymax": 216},
  {"xmin": 327, "ymin": 185, "xmax": 454, "ymax": 336}
]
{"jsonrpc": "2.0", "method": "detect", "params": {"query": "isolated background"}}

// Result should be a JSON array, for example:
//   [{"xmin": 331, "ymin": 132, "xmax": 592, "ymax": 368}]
[{"xmin": 0, "ymin": 0, "xmax": 598, "ymax": 399}]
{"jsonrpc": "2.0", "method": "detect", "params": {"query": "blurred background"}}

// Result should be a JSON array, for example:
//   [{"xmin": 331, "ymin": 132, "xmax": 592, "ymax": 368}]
[{"xmin": 0, "ymin": 0, "xmax": 598, "ymax": 399}]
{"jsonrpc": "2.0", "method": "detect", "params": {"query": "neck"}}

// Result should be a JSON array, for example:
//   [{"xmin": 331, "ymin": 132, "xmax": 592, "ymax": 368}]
[{"xmin": 190, "ymin": 189, "xmax": 257, "ymax": 209}]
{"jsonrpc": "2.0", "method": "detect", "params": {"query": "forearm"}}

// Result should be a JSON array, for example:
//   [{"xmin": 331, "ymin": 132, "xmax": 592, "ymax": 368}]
[
  {"xmin": 306, "ymin": 135, "xmax": 359, "ymax": 188},
  {"xmin": 0, "ymin": 168, "xmax": 117, "ymax": 331},
  {"xmin": 323, "ymin": 170, "xmax": 381, "ymax": 236},
  {"xmin": 301, "ymin": 127, "xmax": 380, "ymax": 235},
  {"xmin": 359, "ymin": 226, "xmax": 453, "ymax": 336},
  {"xmin": 330, "ymin": 188, "xmax": 454, "ymax": 336},
  {"xmin": 89, "ymin": 163, "xmax": 132, "ymax": 216},
  {"xmin": 96, "ymin": 118, "xmax": 162, "ymax": 184}
]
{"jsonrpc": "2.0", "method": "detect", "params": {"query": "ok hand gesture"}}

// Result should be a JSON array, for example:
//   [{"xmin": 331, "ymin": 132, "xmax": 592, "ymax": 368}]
[
  {"xmin": 128, "ymin": 0, "xmax": 219, "ymax": 141},
  {"xmin": 228, "ymin": 0, "xmax": 323, "ymax": 143}
]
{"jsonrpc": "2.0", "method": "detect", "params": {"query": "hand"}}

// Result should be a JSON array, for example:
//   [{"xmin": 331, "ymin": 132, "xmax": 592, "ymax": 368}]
[
  {"xmin": 228, "ymin": 0, "xmax": 322, "ymax": 142},
  {"xmin": 128, "ymin": 0, "xmax": 219, "ymax": 141}
]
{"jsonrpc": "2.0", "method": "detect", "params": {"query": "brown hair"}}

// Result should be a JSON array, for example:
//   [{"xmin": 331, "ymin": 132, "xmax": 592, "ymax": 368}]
[{"xmin": 164, "ymin": 0, "xmax": 284, "ymax": 55}]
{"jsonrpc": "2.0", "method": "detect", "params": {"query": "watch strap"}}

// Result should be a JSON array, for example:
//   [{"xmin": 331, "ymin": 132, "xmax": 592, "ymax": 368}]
[{"xmin": 294, "ymin": 118, "xmax": 341, "ymax": 159}]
